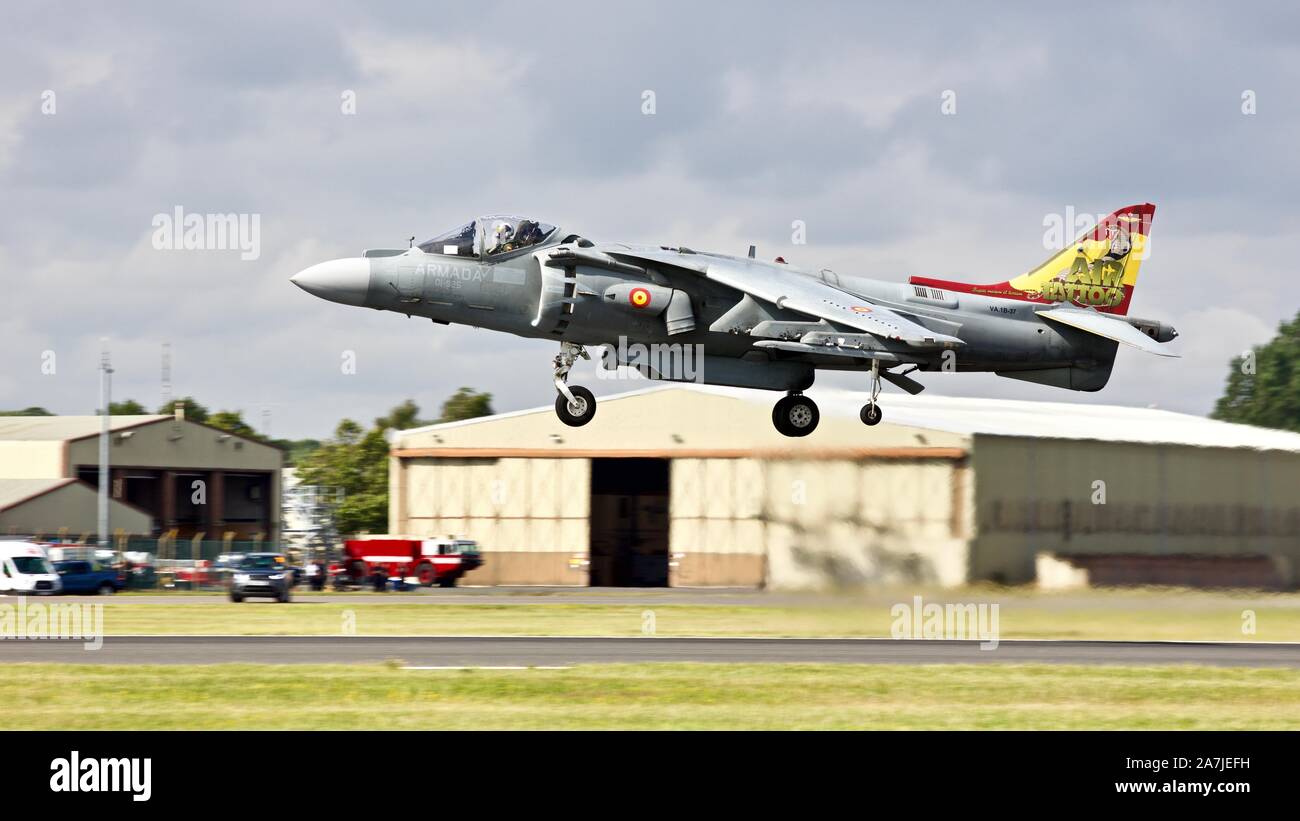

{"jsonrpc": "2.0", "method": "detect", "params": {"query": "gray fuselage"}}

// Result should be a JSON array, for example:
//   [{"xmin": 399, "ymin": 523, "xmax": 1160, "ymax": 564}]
[{"xmin": 348, "ymin": 236, "xmax": 1120, "ymax": 393}]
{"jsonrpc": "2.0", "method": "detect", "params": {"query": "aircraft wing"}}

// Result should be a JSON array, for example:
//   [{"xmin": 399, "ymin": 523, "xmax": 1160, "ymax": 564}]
[
  {"xmin": 1037, "ymin": 308, "xmax": 1180, "ymax": 357},
  {"xmin": 607, "ymin": 248, "xmax": 962, "ymax": 347}
]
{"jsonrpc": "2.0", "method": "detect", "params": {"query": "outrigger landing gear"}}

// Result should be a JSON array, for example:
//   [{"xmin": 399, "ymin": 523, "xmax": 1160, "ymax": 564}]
[
  {"xmin": 553, "ymin": 342, "xmax": 596, "ymax": 427},
  {"xmin": 772, "ymin": 392, "xmax": 819, "ymax": 437},
  {"xmin": 860, "ymin": 358, "xmax": 884, "ymax": 426}
]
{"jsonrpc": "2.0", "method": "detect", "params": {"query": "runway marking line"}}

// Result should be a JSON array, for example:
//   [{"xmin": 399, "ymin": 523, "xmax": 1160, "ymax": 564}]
[
  {"xmin": 65, "ymin": 634, "xmax": 1300, "ymax": 646},
  {"xmin": 401, "ymin": 666, "xmax": 572, "ymax": 670}
]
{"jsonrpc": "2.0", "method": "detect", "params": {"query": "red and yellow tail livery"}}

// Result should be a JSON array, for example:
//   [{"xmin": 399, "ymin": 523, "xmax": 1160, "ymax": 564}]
[{"xmin": 910, "ymin": 203, "xmax": 1154, "ymax": 316}]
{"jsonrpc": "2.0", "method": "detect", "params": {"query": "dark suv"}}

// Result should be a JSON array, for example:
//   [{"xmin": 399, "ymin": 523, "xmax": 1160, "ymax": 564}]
[{"xmin": 229, "ymin": 553, "xmax": 293, "ymax": 603}]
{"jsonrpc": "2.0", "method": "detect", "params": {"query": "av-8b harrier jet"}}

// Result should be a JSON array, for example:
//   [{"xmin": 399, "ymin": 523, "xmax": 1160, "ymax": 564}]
[{"xmin": 292, "ymin": 204, "xmax": 1178, "ymax": 437}]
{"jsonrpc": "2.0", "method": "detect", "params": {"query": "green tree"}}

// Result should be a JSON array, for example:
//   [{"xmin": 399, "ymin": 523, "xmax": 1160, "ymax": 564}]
[
  {"xmin": 271, "ymin": 438, "xmax": 322, "ymax": 466},
  {"xmin": 208, "ymin": 410, "xmax": 261, "ymax": 439},
  {"xmin": 0, "ymin": 407, "xmax": 54, "ymax": 416},
  {"xmin": 294, "ymin": 418, "xmax": 390, "ymax": 535},
  {"xmin": 438, "ymin": 387, "xmax": 494, "ymax": 423},
  {"xmin": 1212, "ymin": 311, "xmax": 1300, "ymax": 432},
  {"xmin": 295, "ymin": 391, "xmax": 492, "ymax": 537},
  {"xmin": 108, "ymin": 399, "xmax": 146, "ymax": 415},
  {"xmin": 157, "ymin": 396, "xmax": 209, "ymax": 423},
  {"xmin": 374, "ymin": 399, "xmax": 427, "ymax": 431}
]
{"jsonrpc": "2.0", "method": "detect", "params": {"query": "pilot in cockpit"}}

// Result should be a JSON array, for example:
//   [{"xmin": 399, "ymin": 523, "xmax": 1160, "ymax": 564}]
[
  {"xmin": 488, "ymin": 218, "xmax": 550, "ymax": 256},
  {"xmin": 514, "ymin": 220, "xmax": 542, "ymax": 245},
  {"xmin": 489, "ymin": 221, "xmax": 516, "ymax": 255}
]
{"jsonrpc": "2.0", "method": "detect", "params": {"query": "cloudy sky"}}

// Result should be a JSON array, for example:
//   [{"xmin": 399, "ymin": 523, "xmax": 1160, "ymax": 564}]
[{"xmin": 1, "ymin": 2, "xmax": 1297, "ymax": 438}]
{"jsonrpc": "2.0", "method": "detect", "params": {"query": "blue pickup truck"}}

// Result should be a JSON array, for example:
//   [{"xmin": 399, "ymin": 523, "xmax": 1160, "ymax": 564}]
[{"xmin": 53, "ymin": 560, "xmax": 126, "ymax": 595}]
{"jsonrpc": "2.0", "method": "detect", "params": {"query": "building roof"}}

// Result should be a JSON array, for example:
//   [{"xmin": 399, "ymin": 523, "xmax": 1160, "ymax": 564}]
[
  {"xmin": 0, "ymin": 415, "xmax": 167, "ymax": 442},
  {"xmin": 771, "ymin": 388, "xmax": 1300, "ymax": 452},
  {"xmin": 394, "ymin": 384, "xmax": 1300, "ymax": 454},
  {"xmin": 0, "ymin": 478, "xmax": 75, "ymax": 511}
]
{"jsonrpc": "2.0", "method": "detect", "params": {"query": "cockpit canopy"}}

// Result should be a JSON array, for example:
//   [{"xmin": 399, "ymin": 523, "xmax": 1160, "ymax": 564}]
[
  {"xmin": 418, "ymin": 221, "xmax": 477, "ymax": 257},
  {"xmin": 418, "ymin": 215, "xmax": 557, "ymax": 259}
]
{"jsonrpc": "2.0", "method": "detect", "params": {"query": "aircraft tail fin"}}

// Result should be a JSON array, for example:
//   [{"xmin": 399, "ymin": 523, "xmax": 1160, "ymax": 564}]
[{"xmin": 909, "ymin": 203, "xmax": 1155, "ymax": 316}]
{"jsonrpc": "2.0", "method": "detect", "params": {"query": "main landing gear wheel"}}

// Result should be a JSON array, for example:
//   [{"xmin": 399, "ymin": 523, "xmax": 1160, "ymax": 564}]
[
  {"xmin": 772, "ymin": 394, "xmax": 819, "ymax": 437},
  {"xmin": 556, "ymin": 385, "xmax": 597, "ymax": 427}
]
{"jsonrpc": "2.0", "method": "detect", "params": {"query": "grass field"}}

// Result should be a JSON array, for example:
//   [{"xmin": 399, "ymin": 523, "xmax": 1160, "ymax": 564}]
[
  {"xmin": 85, "ymin": 589, "xmax": 1300, "ymax": 642},
  {"xmin": 5, "ymin": 661, "xmax": 1299, "ymax": 729},
  {"xmin": 13, "ymin": 589, "xmax": 1298, "ymax": 730}
]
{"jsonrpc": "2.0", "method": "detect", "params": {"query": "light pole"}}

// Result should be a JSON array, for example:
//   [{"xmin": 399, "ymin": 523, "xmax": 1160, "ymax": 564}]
[{"xmin": 98, "ymin": 340, "xmax": 113, "ymax": 550}]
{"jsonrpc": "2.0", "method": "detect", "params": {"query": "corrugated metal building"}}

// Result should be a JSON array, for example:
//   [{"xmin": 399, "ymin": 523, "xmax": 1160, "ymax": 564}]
[
  {"xmin": 0, "ymin": 414, "xmax": 283, "ymax": 541},
  {"xmin": 389, "ymin": 385, "xmax": 1300, "ymax": 589}
]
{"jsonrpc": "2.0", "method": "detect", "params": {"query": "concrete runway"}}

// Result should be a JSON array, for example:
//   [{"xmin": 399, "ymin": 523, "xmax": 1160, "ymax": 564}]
[{"xmin": 2, "ymin": 635, "xmax": 1299, "ymax": 667}]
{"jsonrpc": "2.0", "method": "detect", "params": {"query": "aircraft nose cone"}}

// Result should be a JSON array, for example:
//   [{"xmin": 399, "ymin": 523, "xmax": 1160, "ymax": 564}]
[{"xmin": 291, "ymin": 258, "xmax": 371, "ymax": 307}]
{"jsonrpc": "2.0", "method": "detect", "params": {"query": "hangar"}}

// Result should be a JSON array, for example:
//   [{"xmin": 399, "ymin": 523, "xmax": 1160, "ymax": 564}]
[
  {"xmin": 0, "ymin": 412, "xmax": 283, "ymax": 542},
  {"xmin": 389, "ymin": 385, "xmax": 1300, "ymax": 589}
]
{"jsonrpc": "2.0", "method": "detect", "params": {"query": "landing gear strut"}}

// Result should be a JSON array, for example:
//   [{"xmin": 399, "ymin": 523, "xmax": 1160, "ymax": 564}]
[
  {"xmin": 553, "ymin": 342, "xmax": 596, "ymax": 427},
  {"xmin": 860, "ymin": 358, "xmax": 884, "ymax": 426},
  {"xmin": 772, "ymin": 393, "xmax": 819, "ymax": 437}
]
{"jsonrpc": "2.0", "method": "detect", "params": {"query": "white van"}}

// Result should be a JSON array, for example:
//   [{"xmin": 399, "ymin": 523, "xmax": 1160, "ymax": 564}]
[{"xmin": 0, "ymin": 541, "xmax": 62, "ymax": 595}]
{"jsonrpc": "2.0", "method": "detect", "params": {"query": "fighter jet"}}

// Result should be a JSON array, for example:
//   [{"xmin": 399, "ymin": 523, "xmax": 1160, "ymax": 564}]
[{"xmin": 292, "ymin": 206, "xmax": 1178, "ymax": 437}]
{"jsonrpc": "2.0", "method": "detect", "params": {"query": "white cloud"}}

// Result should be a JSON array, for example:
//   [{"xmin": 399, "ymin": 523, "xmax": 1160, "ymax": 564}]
[{"xmin": 1, "ymin": 3, "xmax": 1298, "ymax": 437}]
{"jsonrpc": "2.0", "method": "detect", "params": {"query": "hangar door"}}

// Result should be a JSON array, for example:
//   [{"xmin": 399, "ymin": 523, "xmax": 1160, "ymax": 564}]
[{"xmin": 588, "ymin": 459, "xmax": 670, "ymax": 586}]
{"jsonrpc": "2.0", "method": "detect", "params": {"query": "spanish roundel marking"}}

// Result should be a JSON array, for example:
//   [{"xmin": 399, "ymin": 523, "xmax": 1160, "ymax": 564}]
[
  {"xmin": 850, "ymin": 305, "xmax": 873, "ymax": 314},
  {"xmin": 630, "ymin": 287, "xmax": 651, "ymax": 308}
]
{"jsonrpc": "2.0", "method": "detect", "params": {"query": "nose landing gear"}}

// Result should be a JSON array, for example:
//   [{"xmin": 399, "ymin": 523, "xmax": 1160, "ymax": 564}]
[{"xmin": 553, "ymin": 342, "xmax": 596, "ymax": 427}]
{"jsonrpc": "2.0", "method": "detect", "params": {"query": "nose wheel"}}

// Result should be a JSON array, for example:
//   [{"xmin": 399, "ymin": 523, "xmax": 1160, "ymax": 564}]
[
  {"xmin": 553, "ymin": 342, "xmax": 596, "ymax": 427},
  {"xmin": 556, "ymin": 385, "xmax": 596, "ymax": 427},
  {"xmin": 772, "ymin": 393, "xmax": 819, "ymax": 437}
]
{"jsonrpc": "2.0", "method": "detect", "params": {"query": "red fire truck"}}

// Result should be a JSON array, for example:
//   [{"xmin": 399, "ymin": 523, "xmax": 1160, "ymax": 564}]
[{"xmin": 336, "ymin": 535, "xmax": 482, "ymax": 588}]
